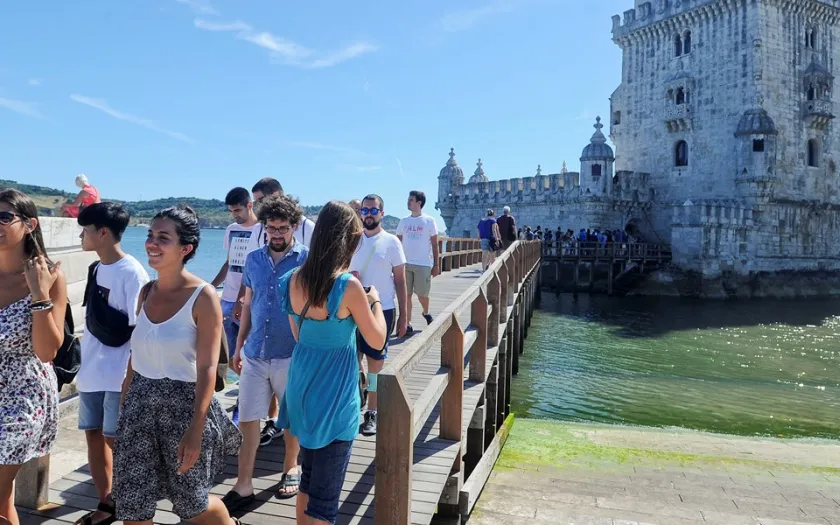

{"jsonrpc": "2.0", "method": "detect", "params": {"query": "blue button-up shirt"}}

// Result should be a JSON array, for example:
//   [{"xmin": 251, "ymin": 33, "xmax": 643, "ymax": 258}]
[{"xmin": 242, "ymin": 243, "xmax": 309, "ymax": 360}]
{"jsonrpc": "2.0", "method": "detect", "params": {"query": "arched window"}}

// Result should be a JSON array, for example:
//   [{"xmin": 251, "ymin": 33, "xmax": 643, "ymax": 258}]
[
  {"xmin": 592, "ymin": 164, "xmax": 602, "ymax": 177},
  {"xmin": 753, "ymin": 139, "xmax": 765, "ymax": 152},
  {"xmin": 807, "ymin": 84, "xmax": 816, "ymax": 101},
  {"xmin": 674, "ymin": 34, "xmax": 683, "ymax": 57},
  {"xmin": 676, "ymin": 88, "xmax": 686, "ymax": 105},
  {"xmin": 808, "ymin": 139, "xmax": 819, "ymax": 167},
  {"xmin": 683, "ymin": 31, "xmax": 692, "ymax": 53},
  {"xmin": 810, "ymin": 28, "xmax": 817, "ymax": 49},
  {"xmin": 675, "ymin": 141, "xmax": 689, "ymax": 167},
  {"xmin": 806, "ymin": 29, "xmax": 812, "ymax": 48}
]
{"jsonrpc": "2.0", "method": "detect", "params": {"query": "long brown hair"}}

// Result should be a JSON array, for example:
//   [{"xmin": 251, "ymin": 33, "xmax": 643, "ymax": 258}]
[
  {"xmin": 0, "ymin": 189, "xmax": 49, "ymax": 261},
  {"xmin": 297, "ymin": 200, "xmax": 362, "ymax": 308}
]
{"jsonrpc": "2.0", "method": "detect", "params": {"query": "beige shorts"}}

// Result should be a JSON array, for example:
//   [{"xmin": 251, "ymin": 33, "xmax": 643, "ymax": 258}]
[
  {"xmin": 405, "ymin": 264, "xmax": 432, "ymax": 297},
  {"xmin": 238, "ymin": 355, "xmax": 291, "ymax": 423}
]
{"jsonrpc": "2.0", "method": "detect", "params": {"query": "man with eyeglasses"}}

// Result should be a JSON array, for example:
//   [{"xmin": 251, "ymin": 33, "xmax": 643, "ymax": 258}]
[
  {"xmin": 349, "ymin": 194, "xmax": 408, "ymax": 436},
  {"xmin": 224, "ymin": 194, "xmax": 308, "ymax": 509}
]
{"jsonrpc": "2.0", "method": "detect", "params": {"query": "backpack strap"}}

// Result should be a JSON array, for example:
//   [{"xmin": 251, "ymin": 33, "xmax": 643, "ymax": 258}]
[
  {"xmin": 296, "ymin": 299, "xmax": 313, "ymax": 333},
  {"xmin": 81, "ymin": 261, "xmax": 100, "ymax": 308}
]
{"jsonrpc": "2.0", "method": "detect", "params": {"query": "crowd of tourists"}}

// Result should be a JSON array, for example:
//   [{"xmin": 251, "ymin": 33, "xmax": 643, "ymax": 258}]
[{"xmin": 0, "ymin": 180, "xmax": 441, "ymax": 525}]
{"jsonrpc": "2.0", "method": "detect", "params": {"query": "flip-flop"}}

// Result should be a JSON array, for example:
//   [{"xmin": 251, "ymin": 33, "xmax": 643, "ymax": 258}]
[
  {"xmin": 75, "ymin": 500, "xmax": 117, "ymax": 525},
  {"xmin": 221, "ymin": 490, "xmax": 256, "ymax": 512},
  {"xmin": 276, "ymin": 472, "xmax": 300, "ymax": 499}
]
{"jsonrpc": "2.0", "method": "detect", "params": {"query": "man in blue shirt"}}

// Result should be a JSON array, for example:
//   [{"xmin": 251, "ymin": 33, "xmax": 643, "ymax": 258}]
[{"xmin": 223, "ymin": 194, "xmax": 309, "ymax": 510}]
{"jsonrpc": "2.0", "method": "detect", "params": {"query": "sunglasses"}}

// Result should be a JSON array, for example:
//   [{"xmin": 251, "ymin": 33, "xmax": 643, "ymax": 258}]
[
  {"xmin": 360, "ymin": 207, "xmax": 381, "ymax": 216},
  {"xmin": 0, "ymin": 211, "xmax": 22, "ymax": 226}
]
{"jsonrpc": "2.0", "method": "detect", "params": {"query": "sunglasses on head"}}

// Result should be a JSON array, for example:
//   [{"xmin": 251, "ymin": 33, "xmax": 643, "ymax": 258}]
[
  {"xmin": 360, "ymin": 207, "xmax": 381, "ymax": 216},
  {"xmin": 0, "ymin": 211, "xmax": 21, "ymax": 225}
]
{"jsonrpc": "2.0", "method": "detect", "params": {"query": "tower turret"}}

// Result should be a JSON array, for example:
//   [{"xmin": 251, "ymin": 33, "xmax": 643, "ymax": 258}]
[
  {"xmin": 579, "ymin": 116, "xmax": 615, "ymax": 196},
  {"xmin": 435, "ymin": 148, "xmax": 464, "ymax": 233}
]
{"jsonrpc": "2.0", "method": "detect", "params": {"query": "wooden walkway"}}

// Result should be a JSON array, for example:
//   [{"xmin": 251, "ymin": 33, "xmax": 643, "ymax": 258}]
[{"xmin": 17, "ymin": 240, "xmax": 542, "ymax": 525}]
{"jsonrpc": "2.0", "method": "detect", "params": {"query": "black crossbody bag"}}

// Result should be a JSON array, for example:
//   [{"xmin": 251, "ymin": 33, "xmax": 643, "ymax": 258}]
[{"xmin": 83, "ymin": 262, "xmax": 135, "ymax": 347}]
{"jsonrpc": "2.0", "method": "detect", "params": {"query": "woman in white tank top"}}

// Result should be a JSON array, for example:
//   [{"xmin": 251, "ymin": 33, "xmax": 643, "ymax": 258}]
[{"xmin": 111, "ymin": 206, "xmax": 242, "ymax": 524}]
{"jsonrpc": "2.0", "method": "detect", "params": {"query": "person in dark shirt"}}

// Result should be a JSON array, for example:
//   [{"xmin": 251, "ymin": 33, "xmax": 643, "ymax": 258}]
[{"xmin": 495, "ymin": 206, "xmax": 517, "ymax": 250}]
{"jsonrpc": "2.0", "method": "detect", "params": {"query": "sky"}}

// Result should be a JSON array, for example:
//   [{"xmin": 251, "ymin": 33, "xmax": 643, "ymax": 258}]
[{"xmin": 0, "ymin": 0, "xmax": 623, "ymax": 228}]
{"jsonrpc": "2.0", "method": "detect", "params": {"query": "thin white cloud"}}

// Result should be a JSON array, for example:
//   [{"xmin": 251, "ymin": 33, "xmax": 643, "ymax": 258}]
[
  {"xmin": 355, "ymin": 166, "xmax": 382, "ymax": 173},
  {"xmin": 193, "ymin": 18, "xmax": 376, "ymax": 68},
  {"xmin": 439, "ymin": 0, "xmax": 528, "ymax": 33},
  {"xmin": 175, "ymin": 0, "xmax": 217, "ymax": 15},
  {"xmin": 281, "ymin": 140, "xmax": 369, "ymax": 157},
  {"xmin": 28, "ymin": 78, "xmax": 42, "ymax": 87},
  {"xmin": 70, "ymin": 94, "xmax": 195, "ymax": 144},
  {"xmin": 396, "ymin": 157, "xmax": 405, "ymax": 179},
  {"xmin": 0, "ymin": 97, "xmax": 44, "ymax": 119},
  {"xmin": 573, "ymin": 109, "xmax": 593, "ymax": 122}
]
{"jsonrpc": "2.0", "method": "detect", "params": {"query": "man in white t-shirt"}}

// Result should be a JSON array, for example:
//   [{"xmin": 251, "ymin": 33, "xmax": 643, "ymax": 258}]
[
  {"xmin": 251, "ymin": 177, "xmax": 315, "ymax": 248},
  {"xmin": 350, "ymin": 194, "xmax": 408, "ymax": 436},
  {"xmin": 396, "ymin": 190, "xmax": 440, "ymax": 333},
  {"xmin": 211, "ymin": 187, "xmax": 265, "ymax": 426},
  {"xmin": 76, "ymin": 202, "xmax": 149, "ymax": 524}
]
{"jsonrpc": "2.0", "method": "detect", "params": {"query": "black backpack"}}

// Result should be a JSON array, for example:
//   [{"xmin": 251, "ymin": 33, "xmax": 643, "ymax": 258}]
[{"xmin": 54, "ymin": 304, "xmax": 81, "ymax": 391}]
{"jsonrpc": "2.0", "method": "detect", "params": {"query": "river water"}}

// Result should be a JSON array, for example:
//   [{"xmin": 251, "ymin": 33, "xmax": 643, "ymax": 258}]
[
  {"xmin": 121, "ymin": 227, "xmax": 839, "ymax": 438},
  {"xmin": 511, "ymin": 293, "xmax": 840, "ymax": 439}
]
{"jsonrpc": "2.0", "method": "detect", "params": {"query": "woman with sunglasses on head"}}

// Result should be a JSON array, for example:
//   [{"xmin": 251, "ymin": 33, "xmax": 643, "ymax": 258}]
[
  {"xmin": 278, "ymin": 201, "xmax": 387, "ymax": 525},
  {"xmin": 111, "ymin": 206, "xmax": 241, "ymax": 525},
  {"xmin": 0, "ymin": 189, "xmax": 67, "ymax": 525}
]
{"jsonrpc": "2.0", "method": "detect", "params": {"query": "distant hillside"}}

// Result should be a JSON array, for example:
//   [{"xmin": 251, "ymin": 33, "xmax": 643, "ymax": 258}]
[{"xmin": 0, "ymin": 180, "xmax": 400, "ymax": 230}]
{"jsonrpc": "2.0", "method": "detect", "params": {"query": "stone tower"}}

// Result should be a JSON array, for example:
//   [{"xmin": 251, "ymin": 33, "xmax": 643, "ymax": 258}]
[
  {"xmin": 579, "ymin": 117, "xmax": 615, "ymax": 197},
  {"xmin": 435, "ymin": 148, "xmax": 464, "ymax": 234}
]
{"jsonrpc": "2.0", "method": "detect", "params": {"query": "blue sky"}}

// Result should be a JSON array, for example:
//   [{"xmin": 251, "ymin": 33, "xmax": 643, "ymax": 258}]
[{"xmin": 0, "ymin": 0, "xmax": 622, "ymax": 225}]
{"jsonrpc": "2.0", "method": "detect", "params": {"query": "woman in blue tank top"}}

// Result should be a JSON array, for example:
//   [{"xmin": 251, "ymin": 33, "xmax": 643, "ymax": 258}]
[{"xmin": 277, "ymin": 200, "xmax": 387, "ymax": 525}]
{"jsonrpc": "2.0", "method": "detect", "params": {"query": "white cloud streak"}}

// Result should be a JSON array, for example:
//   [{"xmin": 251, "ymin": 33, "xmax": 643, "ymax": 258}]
[
  {"xmin": 396, "ymin": 157, "xmax": 405, "ymax": 179},
  {"xmin": 439, "ymin": 0, "xmax": 527, "ymax": 33},
  {"xmin": 70, "ymin": 94, "xmax": 195, "ymax": 144},
  {"xmin": 0, "ymin": 97, "xmax": 44, "ymax": 119},
  {"xmin": 355, "ymin": 166, "xmax": 382, "ymax": 173},
  {"xmin": 193, "ymin": 18, "xmax": 377, "ymax": 68},
  {"xmin": 175, "ymin": 0, "xmax": 217, "ymax": 15},
  {"xmin": 28, "ymin": 78, "xmax": 42, "ymax": 87}
]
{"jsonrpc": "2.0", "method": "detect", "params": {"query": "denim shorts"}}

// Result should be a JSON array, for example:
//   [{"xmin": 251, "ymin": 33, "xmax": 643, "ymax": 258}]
[
  {"xmin": 480, "ymin": 238, "xmax": 491, "ymax": 251},
  {"xmin": 357, "ymin": 308, "xmax": 394, "ymax": 360},
  {"xmin": 300, "ymin": 440, "xmax": 354, "ymax": 524},
  {"xmin": 78, "ymin": 391, "xmax": 122, "ymax": 438},
  {"xmin": 220, "ymin": 299, "xmax": 239, "ymax": 359}
]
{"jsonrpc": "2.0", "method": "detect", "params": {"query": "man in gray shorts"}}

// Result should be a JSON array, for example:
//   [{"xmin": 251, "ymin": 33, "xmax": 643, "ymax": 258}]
[{"xmin": 396, "ymin": 190, "xmax": 440, "ymax": 333}]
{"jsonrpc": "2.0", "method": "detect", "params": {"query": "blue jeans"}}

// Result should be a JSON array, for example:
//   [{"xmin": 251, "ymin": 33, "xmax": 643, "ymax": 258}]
[
  {"xmin": 78, "ymin": 391, "xmax": 122, "ymax": 438},
  {"xmin": 221, "ymin": 300, "xmax": 239, "ymax": 359},
  {"xmin": 300, "ymin": 440, "xmax": 354, "ymax": 524}
]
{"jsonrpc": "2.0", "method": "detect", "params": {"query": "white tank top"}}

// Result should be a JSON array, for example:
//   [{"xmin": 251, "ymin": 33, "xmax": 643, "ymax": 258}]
[{"xmin": 130, "ymin": 283, "xmax": 209, "ymax": 383}]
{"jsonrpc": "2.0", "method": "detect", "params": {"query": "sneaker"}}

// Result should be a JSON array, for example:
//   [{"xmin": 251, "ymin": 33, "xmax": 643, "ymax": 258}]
[
  {"xmin": 259, "ymin": 420, "xmax": 281, "ymax": 447},
  {"xmin": 422, "ymin": 313, "xmax": 433, "ymax": 325},
  {"xmin": 406, "ymin": 324, "xmax": 414, "ymax": 334},
  {"xmin": 360, "ymin": 411, "xmax": 377, "ymax": 436}
]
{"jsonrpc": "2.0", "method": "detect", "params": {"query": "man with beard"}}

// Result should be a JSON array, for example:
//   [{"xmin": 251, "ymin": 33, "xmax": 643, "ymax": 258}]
[
  {"xmin": 350, "ymin": 194, "xmax": 407, "ymax": 435},
  {"xmin": 224, "ymin": 194, "xmax": 308, "ymax": 509}
]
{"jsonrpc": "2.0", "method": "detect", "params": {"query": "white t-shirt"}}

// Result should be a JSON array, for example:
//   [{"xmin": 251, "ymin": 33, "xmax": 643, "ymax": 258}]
[
  {"xmin": 77, "ymin": 255, "xmax": 150, "ymax": 393},
  {"xmin": 349, "ymin": 230, "xmax": 406, "ymax": 310},
  {"xmin": 295, "ymin": 215, "xmax": 316, "ymax": 249},
  {"xmin": 222, "ymin": 222, "xmax": 266, "ymax": 302},
  {"xmin": 396, "ymin": 214, "xmax": 438, "ymax": 267}
]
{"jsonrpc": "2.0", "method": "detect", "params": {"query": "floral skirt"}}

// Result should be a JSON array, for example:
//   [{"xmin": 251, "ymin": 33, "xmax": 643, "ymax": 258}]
[{"xmin": 112, "ymin": 374, "xmax": 241, "ymax": 521}]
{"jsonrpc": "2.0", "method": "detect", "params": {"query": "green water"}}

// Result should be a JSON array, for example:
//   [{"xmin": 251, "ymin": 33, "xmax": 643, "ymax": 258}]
[{"xmin": 511, "ymin": 293, "xmax": 840, "ymax": 439}]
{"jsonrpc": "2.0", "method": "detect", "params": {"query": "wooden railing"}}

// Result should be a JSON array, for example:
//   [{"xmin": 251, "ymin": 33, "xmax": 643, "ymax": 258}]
[
  {"xmin": 437, "ymin": 237, "xmax": 482, "ymax": 271},
  {"xmin": 374, "ymin": 240, "xmax": 542, "ymax": 525},
  {"xmin": 542, "ymin": 241, "xmax": 671, "ymax": 262}
]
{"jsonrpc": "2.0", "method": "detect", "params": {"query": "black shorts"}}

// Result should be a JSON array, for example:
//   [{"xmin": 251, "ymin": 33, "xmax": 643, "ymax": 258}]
[{"xmin": 357, "ymin": 308, "xmax": 395, "ymax": 360}]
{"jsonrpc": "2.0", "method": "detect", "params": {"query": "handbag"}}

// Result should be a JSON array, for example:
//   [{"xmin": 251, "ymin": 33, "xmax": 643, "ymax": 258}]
[
  {"xmin": 83, "ymin": 262, "xmax": 135, "ymax": 347},
  {"xmin": 54, "ymin": 304, "xmax": 81, "ymax": 391}
]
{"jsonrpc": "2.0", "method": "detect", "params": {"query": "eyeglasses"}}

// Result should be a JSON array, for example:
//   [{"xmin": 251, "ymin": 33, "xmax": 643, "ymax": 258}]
[
  {"xmin": 0, "ymin": 211, "xmax": 21, "ymax": 225},
  {"xmin": 360, "ymin": 207, "xmax": 381, "ymax": 216},
  {"xmin": 266, "ymin": 225, "xmax": 292, "ymax": 235}
]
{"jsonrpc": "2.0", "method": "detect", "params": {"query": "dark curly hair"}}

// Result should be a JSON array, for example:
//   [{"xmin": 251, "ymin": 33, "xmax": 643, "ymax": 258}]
[
  {"xmin": 153, "ymin": 205, "xmax": 200, "ymax": 264},
  {"xmin": 256, "ymin": 194, "xmax": 303, "ymax": 226}
]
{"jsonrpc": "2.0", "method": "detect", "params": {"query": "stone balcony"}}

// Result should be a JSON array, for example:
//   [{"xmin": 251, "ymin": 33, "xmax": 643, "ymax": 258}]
[
  {"xmin": 664, "ymin": 104, "xmax": 692, "ymax": 132},
  {"xmin": 802, "ymin": 99, "xmax": 835, "ymax": 130}
]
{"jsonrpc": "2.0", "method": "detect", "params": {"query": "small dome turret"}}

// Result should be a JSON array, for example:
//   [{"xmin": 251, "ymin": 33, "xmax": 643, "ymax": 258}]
[
  {"xmin": 580, "ymin": 117, "xmax": 615, "ymax": 161},
  {"xmin": 469, "ymin": 158, "xmax": 488, "ymax": 184},
  {"xmin": 735, "ymin": 108, "xmax": 778, "ymax": 137},
  {"xmin": 439, "ymin": 147, "xmax": 465, "ymax": 184}
]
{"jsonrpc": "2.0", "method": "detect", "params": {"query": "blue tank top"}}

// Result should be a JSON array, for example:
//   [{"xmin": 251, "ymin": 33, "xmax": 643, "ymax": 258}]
[{"xmin": 277, "ymin": 271, "xmax": 360, "ymax": 449}]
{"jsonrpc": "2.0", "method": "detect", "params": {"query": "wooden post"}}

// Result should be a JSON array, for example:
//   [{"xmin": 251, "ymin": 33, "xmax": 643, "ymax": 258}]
[
  {"xmin": 497, "ymin": 262, "xmax": 508, "ymax": 330},
  {"xmin": 486, "ymin": 272, "xmax": 501, "ymax": 348},
  {"xmin": 484, "ymin": 361, "xmax": 498, "ymax": 449},
  {"xmin": 15, "ymin": 456, "xmax": 49, "ymax": 509},
  {"xmin": 469, "ymin": 289, "xmax": 488, "ymax": 382},
  {"xmin": 574, "ymin": 263, "xmax": 580, "ymax": 289},
  {"xmin": 440, "ymin": 314, "xmax": 464, "ymax": 441},
  {"xmin": 453, "ymin": 240, "xmax": 461, "ymax": 269},
  {"xmin": 497, "ymin": 324, "xmax": 508, "ymax": 427},
  {"xmin": 512, "ymin": 298, "xmax": 521, "ymax": 376},
  {"xmin": 608, "ymin": 262, "xmax": 614, "ymax": 295},
  {"xmin": 507, "ymin": 250, "xmax": 517, "ymax": 306},
  {"xmin": 466, "ymin": 402, "xmax": 486, "ymax": 476},
  {"xmin": 375, "ymin": 373, "xmax": 413, "ymax": 525}
]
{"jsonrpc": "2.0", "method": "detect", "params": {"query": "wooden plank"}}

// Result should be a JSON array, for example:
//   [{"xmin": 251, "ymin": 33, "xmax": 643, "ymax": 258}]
[
  {"xmin": 459, "ymin": 413, "xmax": 515, "ymax": 516},
  {"xmin": 469, "ymin": 289, "xmax": 487, "ymax": 381},
  {"xmin": 439, "ymin": 314, "xmax": 464, "ymax": 443},
  {"xmin": 375, "ymin": 373, "xmax": 414, "ymax": 525}
]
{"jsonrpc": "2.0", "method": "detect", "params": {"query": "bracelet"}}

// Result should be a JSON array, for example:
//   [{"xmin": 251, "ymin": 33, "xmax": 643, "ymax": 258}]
[
  {"xmin": 370, "ymin": 300, "xmax": 382, "ymax": 308},
  {"xmin": 30, "ymin": 300, "xmax": 54, "ymax": 312}
]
